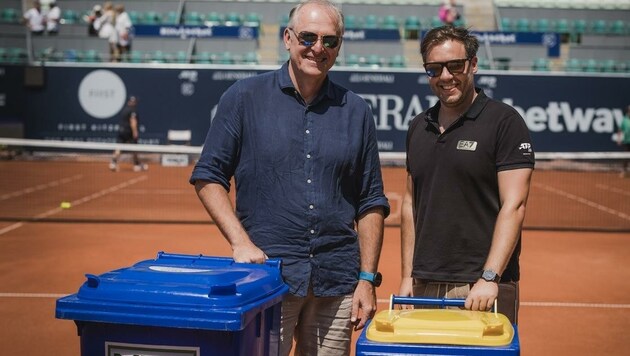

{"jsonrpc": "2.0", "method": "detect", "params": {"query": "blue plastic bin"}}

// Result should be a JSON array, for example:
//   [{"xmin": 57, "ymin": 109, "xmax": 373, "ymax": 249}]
[
  {"xmin": 356, "ymin": 296, "xmax": 520, "ymax": 355},
  {"xmin": 56, "ymin": 252, "xmax": 289, "ymax": 356}
]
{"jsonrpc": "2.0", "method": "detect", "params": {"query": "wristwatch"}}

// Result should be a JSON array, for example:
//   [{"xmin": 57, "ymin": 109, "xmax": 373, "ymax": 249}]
[
  {"xmin": 481, "ymin": 269, "xmax": 501, "ymax": 283},
  {"xmin": 359, "ymin": 271, "xmax": 382, "ymax": 287}
]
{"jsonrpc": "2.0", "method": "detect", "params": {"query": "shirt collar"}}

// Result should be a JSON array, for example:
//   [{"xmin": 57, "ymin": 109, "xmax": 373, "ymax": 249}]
[
  {"xmin": 425, "ymin": 87, "xmax": 488, "ymax": 123},
  {"xmin": 277, "ymin": 61, "xmax": 337, "ymax": 105}
]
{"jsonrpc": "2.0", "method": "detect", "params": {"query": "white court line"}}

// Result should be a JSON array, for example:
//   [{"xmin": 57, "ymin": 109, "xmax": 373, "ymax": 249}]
[
  {"xmin": 533, "ymin": 182, "xmax": 630, "ymax": 222},
  {"xmin": 0, "ymin": 175, "xmax": 148, "ymax": 236},
  {"xmin": 596, "ymin": 183, "xmax": 630, "ymax": 198},
  {"xmin": 0, "ymin": 174, "xmax": 83, "ymax": 201}
]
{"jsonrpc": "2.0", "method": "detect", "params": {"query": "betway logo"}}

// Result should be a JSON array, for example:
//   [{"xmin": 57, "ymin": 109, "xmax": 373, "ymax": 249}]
[{"xmin": 504, "ymin": 99, "xmax": 624, "ymax": 133}]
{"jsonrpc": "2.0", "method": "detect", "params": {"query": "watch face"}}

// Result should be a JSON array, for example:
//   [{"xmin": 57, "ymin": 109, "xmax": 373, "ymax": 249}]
[
  {"xmin": 374, "ymin": 272, "xmax": 382, "ymax": 287},
  {"xmin": 482, "ymin": 270, "xmax": 498, "ymax": 282}
]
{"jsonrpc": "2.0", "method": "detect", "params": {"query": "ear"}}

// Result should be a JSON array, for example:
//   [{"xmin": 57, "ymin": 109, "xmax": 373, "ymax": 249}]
[
  {"xmin": 470, "ymin": 56, "xmax": 478, "ymax": 74},
  {"xmin": 283, "ymin": 28, "xmax": 291, "ymax": 51}
]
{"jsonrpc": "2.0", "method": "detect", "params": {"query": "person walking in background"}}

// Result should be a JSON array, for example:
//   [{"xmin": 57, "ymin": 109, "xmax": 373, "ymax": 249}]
[
  {"xmin": 110, "ymin": 96, "xmax": 147, "ymax": 172},
  {"xmin": 22, "ymin": 0, "xmax": 45, "ymax": 35},
  {"xmin": 85, "ymin": 4, "xmax": 102, "ymax": 36},
  {"xmin": 399, "ymin": 26, "xmax": 534, "ymax": 324},
  {"xmin": 114, "ymin": 4, "xmax": 133, "ymax": 62},
  {"xmin": 45, "ymin": 0, "xmax": 60, "ymax": 35},
  {"xmin": 617, "ymin": 105, "xmax": 630, "ymax": 178},
  {"xmin": 94, "ymin": 1, "xmax": 118, "ymax": 61},
  {"xmin": 438, "ymin": 0, "xmax": 460, "ymax": 26},
  {"xmin": 190, "ymin": 1, "xmax": 389, "ymax": 355}
]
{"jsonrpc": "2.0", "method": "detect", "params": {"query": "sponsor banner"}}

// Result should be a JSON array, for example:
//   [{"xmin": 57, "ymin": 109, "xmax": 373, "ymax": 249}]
[
  {"xmin": 421, "ymin": 31, "xmax": 561, "ymax": 57},
  {"xmin": 133, "ymin": 25, "xmax": 258, "ymax": 39},
  {"xmin": 278, "ymin": 27, "xmax": 401, "ymax": 41},
  {"xmin": 0, "ymin": 65, "xmax": 627, "ymax": 152}
]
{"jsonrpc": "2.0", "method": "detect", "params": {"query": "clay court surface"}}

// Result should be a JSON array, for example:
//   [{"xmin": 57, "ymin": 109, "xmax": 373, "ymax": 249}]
[{"xmin": 0, "ymin": 160, "xmax": 629, "ymax": 355}]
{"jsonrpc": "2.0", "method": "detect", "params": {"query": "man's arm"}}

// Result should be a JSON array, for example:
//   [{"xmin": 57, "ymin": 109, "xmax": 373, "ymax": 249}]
[
  {"xmin": 398, "ymin": 173, "xmax": 415, "ymax": 298},
  {"xmin": 351, "ymin": 207, "xmax": 385, "ymax": 331},
  {"xmin": 466, "ymin": 167, "xmax": 533, "ymax": 311},
  {"xmin": 194, "ymin": 180, "xmax": 266, "ymax": 263}
]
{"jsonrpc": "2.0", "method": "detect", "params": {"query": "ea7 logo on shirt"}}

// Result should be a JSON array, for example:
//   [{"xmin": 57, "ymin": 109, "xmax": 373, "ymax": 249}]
[
  {"xmin": 519, "ymin": 143, "xmax": 532, "ymax": 152},
  {"xmin": 457, "ymin": 140, "xmax": 478, "ymax": 151}
]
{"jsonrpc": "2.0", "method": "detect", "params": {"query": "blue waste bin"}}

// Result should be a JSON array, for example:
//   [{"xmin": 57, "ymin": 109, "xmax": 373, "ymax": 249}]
[
  {"xmin": 56, "ymin": 252, "xmax": 289, "ymax": 356},
  {"xmin": 356, "ymin": 296, "xmax": 520, "ymax": 355}
]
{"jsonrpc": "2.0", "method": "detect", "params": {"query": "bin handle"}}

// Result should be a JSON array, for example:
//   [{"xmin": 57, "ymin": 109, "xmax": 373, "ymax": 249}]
[{"xmin": 389, "ymin": 295, "xmax": 498, "ymax": 314}]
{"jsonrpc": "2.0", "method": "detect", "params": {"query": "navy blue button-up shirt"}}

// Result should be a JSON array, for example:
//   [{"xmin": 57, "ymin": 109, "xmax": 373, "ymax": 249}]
[{"xmin": 190, "ymin": 63, "xmax": 390, "ymax": 297}]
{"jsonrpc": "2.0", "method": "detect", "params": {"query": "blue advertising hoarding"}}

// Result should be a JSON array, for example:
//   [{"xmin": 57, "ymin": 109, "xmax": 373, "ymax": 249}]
[{"xmin": 0, "ymin": 64, "xmax": 627, "ymax": 153}]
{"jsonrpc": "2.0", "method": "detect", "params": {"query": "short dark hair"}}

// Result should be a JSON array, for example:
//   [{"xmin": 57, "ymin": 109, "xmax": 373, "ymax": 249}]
[{"xmin": 420, "ymin": 26, "xmax": 479, "ymax": 62}]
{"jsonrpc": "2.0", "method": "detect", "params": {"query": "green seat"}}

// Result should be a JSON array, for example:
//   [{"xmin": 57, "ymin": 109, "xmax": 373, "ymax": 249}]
[
  {"xmin": 533, "ymin": 18, "xmax": 550, "ymax": 32},
  {"xmin": 242, "ymin": 51, "xmax": 258, "ymax": 64},
  {"xmin": 363, "ymin": 15, "xmax": 379, "ymax": 29},
  {"xmin": 477, "ymin": 57, "xmax": 491, "ymax": 70},
  {"xmin": 582, "ymin": 58, "xmax": 599, "ymax": 72},
  {"xmin": 205, "ymin": 12, "xmax": 223, "ymax": 27},
  {"xmin": 224, "ymin": 12, "xmax": 241, "ymax": 27},
  {"xmin": 162, "ymin": 11, "xmax": 180, "ymax": 25},
  {"xmin": 590, "ymin": 19, "xmax": 607, "ymax": 34},
  {"xmin": 388, "ymin": 55, "xmax": 406, "ymax": 68},
  {"xmin": 129, "ymin": 50, "xmax": 143, "ymax": 63},
  {"xmin": 195, "ymin": 51, "xmax": 212, "ymax": 64},
  {"xmin": 553, "ymin": 18, "xmax": 570, "ymax": 33},
  {"xmin": 81, "ymin": 49, "xmax": 100, "ymax": 62},
  {"xmin": 609, "ymin": 20, "xmax": 625, "ymax": 35},
  {"xmin": 515, "ymin": 18, "xmax": 530, "ymax": 32},
  {"xmin": 429, "ymin": 16, "xmax": 442, "ymax": 29},
  {"xmin": 127, "ymin": 11, "xmax": 140, "ymax": 24},
  {"xmin": 403, "ymin": 16, "xmax": 421, "ymax": 39},
  {"xmin": 1, "ymin": 8, "xmax": 19, "ymax": 23},
  {"xmin": 564, "ymin": 58, "xmax": 581, "ymax": 72},
  {"xmin": 364, "ymin": 54, "xmax": 381, "ymax": 67},
  {"xmin": 279, "ymin": 14, "xmax": 290, "ymax": 28},
  {"xmin": 184, "ymin": 11, "xmax": 203, "ymax": 26},
  {"xmin": 147, "ymin": 50, "xmax": 166, "ymax": 63},
  {"xmin": 344, "ymin": 15, "xmax": 358, "ymax": 30},
  {"xmin": 174, "ymin": 51, "xmax": 188, "ymax": 63},
  {"xmin": 143, "ymin": 11, "xmax": 161, "ymax": 25},
  {"xmin": 243, "ymin": 12, "xmax": 261, "ymax": 29},
  {"xmin": 62, "ymin": 9, "xmax": 79, "ymax": 24},
  {"xmin": 500, "ymin": 17, "xmax": 512, "ymax": 32},
  {"xmin": 600, "ymin": 59, "xmax": 617, "ymax": 73},
  {"xmin": 345, "ymin": 54, "xmax": 360, "ymax": 67},
  {"xmin": 381, "ymin": 15, "xmax": 398, "ymax": 30},
  {"xmin": 532, "ymin": 57, "xmax": 550, "ymax": 71},
  {"xmin": 216, "ymin": 51, "xmax": 233, "ymax": 64}
]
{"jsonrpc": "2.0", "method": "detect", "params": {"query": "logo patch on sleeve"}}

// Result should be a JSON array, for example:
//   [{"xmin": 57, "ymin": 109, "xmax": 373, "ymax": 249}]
[{"xmin": 457, "ymin": 140, "xmax": 478, "ymax": 151}]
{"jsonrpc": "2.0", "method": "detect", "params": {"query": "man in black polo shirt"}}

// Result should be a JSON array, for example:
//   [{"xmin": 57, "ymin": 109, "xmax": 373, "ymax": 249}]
[{"xmin": 399, "ymin": 26, "xmax": 534, "ymax": 324}]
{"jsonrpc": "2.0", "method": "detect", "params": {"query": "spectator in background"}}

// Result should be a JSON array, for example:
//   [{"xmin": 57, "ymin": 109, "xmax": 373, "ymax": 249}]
[
  {"xmin": 439, "ymin": 0, "xmax": 460, "ymax": 26},
  {"xmin": 190, "ymin": 1, "xmax": 389, "ymax": 354},
  {"xmin": 85, "ymin": 4, "xmax": 102, "ymax": 36},
  {"xmin": 45, "ymin": 0, "xmax": 60, "ymax": 35},
  {"xmin": 94, "ymin": 1, "xmax": 118, "ymax": 61},
  {"xmin": 23, "ymin": 0, "xmax": 45, "ymax": 35},
  {"xmin": 115, "ymin": 4, "xmax": 133, "ymax": 62},
  {"xmin": 617, "ymin": 105, "xmax": 630, "ymax": 178},
  {"xmin": 110, "ymin": 96, "xmax": 148, "ymax": 172},
  {"xmin": 399, "ymin": 26, "xmax": 534, "ymax": 325}
]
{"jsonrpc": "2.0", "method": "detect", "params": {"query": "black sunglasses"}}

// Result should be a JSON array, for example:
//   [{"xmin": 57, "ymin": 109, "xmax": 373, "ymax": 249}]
[
  {"xmin": 423, "ymin": 58, "xmax": 471, "ymax": 77},
  {"xmin": 287, "ymin": 28, "xmax": 341, "ymax": 49}
]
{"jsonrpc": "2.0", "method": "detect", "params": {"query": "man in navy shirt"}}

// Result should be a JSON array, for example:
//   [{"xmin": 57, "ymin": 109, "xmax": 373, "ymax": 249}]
[
  {"xmin": 399, "ymin": 26, "xmax": 534, "ymax": 324},
  {"xmin": 190, "ymin": 1, "xmax": 389, "ymax": 354}
]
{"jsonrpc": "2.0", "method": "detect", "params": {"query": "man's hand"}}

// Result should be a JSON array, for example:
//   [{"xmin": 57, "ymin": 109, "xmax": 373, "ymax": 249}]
[
  {"xmin": 465, "ymin": 279, "xmax": 499, "ymax": 312},
  {"xmin": 232, "ymin": 240, "xmax": 267, "ymax": 264},
  {"xmin": 351, "ymin": 280, "xmax": 377, "ymax": 331}
]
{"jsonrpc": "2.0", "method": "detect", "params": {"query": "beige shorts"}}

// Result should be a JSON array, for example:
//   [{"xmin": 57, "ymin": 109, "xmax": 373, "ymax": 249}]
[{"xmin": 279, "ymin": 288, "xmax": 353, "ymax": 356}]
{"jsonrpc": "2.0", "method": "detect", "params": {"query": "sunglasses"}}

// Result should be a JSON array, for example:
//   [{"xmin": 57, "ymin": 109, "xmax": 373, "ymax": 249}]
[
  {"xmin": 287, "ymin": 28, "xmax": 341, "ymax": 49},
  {"xmin": 423, "ymin": 58, "xmax": 471, "ymax": 77}
]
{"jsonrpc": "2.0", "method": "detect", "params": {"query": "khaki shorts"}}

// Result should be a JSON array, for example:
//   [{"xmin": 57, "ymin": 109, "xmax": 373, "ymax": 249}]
[
  {"xmin": 280, "ymin": 288, "xmax": 353, "ymax": 356},
  {"xmin": 413, "ymin": 278, "xmax": 519, "ymax": 324}
]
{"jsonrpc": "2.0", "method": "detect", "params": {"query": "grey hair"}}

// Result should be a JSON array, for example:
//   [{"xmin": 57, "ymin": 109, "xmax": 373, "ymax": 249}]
[{"xmin": 287, "ymin": 0, "xmax": 345, "ymax": 36}]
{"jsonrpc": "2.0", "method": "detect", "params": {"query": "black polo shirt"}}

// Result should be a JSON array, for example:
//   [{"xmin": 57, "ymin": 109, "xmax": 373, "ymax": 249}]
[{"xmin": 406, "ymin": 89, "xmax": 534, "ymax": 283}]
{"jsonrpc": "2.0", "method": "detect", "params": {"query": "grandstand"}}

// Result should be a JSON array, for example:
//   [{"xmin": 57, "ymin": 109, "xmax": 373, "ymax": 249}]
[{"xmin": 0, "ymin": 0, "xmax": 628, "ymax": 71}]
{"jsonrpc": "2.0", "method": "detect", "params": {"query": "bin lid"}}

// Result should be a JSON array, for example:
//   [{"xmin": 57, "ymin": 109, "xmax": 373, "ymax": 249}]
[
  {"xmin": 367, "ymin": 309, "xmax": 514, "ymax": 346},
  {"xmin": 55, "ymin": 252, "xmax": 288, "ymax": 331}
]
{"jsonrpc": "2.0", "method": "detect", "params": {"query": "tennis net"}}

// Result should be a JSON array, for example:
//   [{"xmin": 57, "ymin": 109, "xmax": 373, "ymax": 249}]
[{"xmin": 1, "ymin": 138, "xmax": 629, "ymax": 232}]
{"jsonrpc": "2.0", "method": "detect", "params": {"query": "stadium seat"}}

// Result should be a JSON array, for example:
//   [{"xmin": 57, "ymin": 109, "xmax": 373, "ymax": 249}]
[
  {"xmin": 590, "ymin": 19, "xmax": 608, "ymax": 34},
  {"xmin": 600, "ymin": 59, "xmax": 617, "ymax": 73},
  {"xmin": 500, "ymin": 17, "xmax": 512, "ymax": 31},
  {"xmin": 215, "ymin": 51, "xmax": 234, "ymax": 64},
  {"xmin": 205, "ymin": 12, "xmax": 223, "ymax": 27},
  {"xmin": 403, "ymin": 16, "xmax": 421, "ymax": 39},
  {"xmin": 477, "ymin": 57, "xmax": 491, "ymax": 70},
  {"xmin": 224, "ymin": 12, "xmax": 242, "ymax": 27},
  {"xmin": 195, "ymin": 51, "xmax": 212, "ymax": 64},
  {"xmin": 381, "ymin": 15, "xmax": 399, "ymax": 30},
  {"xmin": 608, "ymin": 20, "xmax": 626, "ymax": 35},
  {"xmin": 279, "ymin": 14, "xmax": 290, "ymax": 28},
  {"xmin": 533, "ymin": 18, "xmax": 550, "ymax": 32},
  {"xmin": 564, "ymin": 58, "xmax": 581, "ymax": 72},
  {"xmin": 364, "ymin": 54, "xmax": 382, "ymax": 68},
  {"xmin": 174, "ymin": 51, "xmax": 188, "ymax": 63},
  {"xmin": 184, "ymin": 11, "xmax": 203, "ymax": 26},
  {"xmin": 531, "ymin": 57, "xmax": 550, "ymax": 71},
  {"xmin": 81, "ymin": 49, "xmax": 100, "ymax": 63},
  {"xmin": 162, "ymin": 11, "xmax": 180, "ymax": 25},
  {"xmin": 344, "ymin": 15, "xmax": 359, "ymax": 30},
  {"xmin": 345, "ymin": 54, "xmax": 360, "ymax": 67},
  {"xmin": 494, "ymin": 57, "xmax": 511, "ymax": 70},
  {"xmin": 1, "ymin": 8, "xmax": 19, "ymax": 23},
  {"xmin": 429, "ymin": 16, "xmax": 442, "ymax": 29},
  {"xmin": 62, "ymin": 9, "xmax": 79, "ymax": 24},
  {"xmin": 143, "ymin": 11, "xmax": 161, "ymax": 25},
  {"xmin": 362, "ymin": 15, "xmax": 379, "ymax": 29},
  {"xmin": 515, "ymin": 18, "xmax": 531, "ymax": 32},
  {"xmin": 243, "ymin": 13, "xmax": 261, "ymax": 29},
  {"xmin": 64, "ymin": 49, "xmax": 80, "ymax": 62},
  {"xmin": 147, "ymin": 50, "xmax": 166, "ymax": 63},
  {"xmin": 241, "ymin": 51, "xmax": 259, "ymax": 64},
  {"xmin": 582, "ymin": 59, "xmax": 599, "ymax": 72},
  {"xmin": 127, "ymin": 10, "xmax": 140, "ymax": 24},
  {"xmin": 129, "ymin": 50, "xmax": 143, "ymax": 63},
  {"xmin": 388, "ymin": 55, "xmax": 406, "ymax": 68},
  {"xmin": 553, "ymin": 18, "xmax": 570, "ymax": 33}
]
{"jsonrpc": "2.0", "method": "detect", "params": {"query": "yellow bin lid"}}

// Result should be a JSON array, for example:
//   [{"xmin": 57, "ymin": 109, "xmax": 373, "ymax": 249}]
[{"xmin": 366, "ymin": 308, "xmax": 514, "ymax": 346}]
